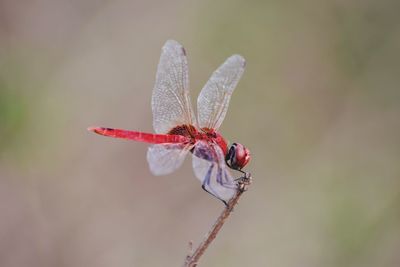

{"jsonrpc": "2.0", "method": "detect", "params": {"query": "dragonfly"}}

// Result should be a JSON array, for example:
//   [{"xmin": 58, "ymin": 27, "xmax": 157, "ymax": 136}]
[{"xmin": 89, "ymin": 40, "xmax": 250, "ymax": 205}]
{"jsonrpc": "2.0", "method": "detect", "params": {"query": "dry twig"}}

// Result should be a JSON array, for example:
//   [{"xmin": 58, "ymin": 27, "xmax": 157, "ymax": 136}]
[{"xmin": 183, "ymin": 173, "xmax": 252, "ymax": 267}]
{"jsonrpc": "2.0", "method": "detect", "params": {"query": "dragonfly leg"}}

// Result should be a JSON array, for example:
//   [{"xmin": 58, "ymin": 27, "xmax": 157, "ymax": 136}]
[
  {"xmin": 201, "ymin": 164, "xmax": 229, "ymax": 206},
  {"xmin": 236, "ymin": 172, "xmax": 252, "ymax": 192},
  {"xmin": 201, "ymin": 184, "xmax": 228, "ymax": 206},
  {"xmin": 225, "ymin": 161, "xmax": 232, "ymax": 169},
  {"xmin": 238, "ymin": 169, "xmax": 247, "ymax": 175},
  {"xmin": 233, "ymin": 169, "xmax": 247, "ymax": 181}
]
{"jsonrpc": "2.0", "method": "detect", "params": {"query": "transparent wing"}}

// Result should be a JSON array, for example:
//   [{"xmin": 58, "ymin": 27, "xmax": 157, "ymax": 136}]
[
  {"xmin": 192, "ymin": 141, "xmax": 237, "ymax": 203},
  {"xmin": 197, "ymin": 55, "xmax": 245, "ymax": 131},
  {"xmin": 152, "ymin": 40, "xmax": 196, "ymax": 134},
  {"xmin": 147, "ymin": 143, "xmax": 193, "ymax": 175}
]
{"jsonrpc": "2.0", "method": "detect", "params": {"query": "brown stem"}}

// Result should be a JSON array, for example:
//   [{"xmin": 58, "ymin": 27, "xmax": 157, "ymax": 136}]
[{"xmin": 183, "ymin": 173, "xmax": 252, "ymax": 267}]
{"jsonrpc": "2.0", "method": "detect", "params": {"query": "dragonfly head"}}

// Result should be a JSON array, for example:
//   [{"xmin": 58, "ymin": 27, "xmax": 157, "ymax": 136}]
[{"xmin": 226, "ymin": 143, "xmax": 251, "ymax": 170}]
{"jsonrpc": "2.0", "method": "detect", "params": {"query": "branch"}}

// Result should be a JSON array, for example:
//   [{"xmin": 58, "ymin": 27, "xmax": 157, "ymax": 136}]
[{"xmin": 183, "ymin": 173, "xmax": 252, "ymax": 267}]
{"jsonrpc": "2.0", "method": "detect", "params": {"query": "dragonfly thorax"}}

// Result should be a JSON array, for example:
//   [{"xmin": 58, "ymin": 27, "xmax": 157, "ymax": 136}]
[
  {"xmin": 168, "ymin": 124, "xmax": 198, "ymax": 137},
  {"xmin": 226, "ymin": 143, "xmax": 251, "ymax": 170}
]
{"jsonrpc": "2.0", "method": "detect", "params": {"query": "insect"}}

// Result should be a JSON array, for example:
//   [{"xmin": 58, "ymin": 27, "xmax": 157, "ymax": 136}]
[{"xmin": 89, "ymin": 40, "xmax": 250, "ymax": 205}]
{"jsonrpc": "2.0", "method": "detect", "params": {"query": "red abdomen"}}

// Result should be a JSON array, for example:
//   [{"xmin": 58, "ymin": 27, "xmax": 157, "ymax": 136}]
[{"xmin": 88, "ymin": 127, "xmax": 190, "ymax": 144}]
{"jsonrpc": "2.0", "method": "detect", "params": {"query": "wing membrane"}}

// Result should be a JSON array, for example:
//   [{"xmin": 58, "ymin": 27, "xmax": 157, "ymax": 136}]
[
  {"xmin": 152, "ymin": 40, "xmax": 196, "ymax": 133},
  {"xmin": 147, "ymin": 143, "xmax": 193, "ymax": 175},
  {"xmin": 197, "ymin": 55, "xmax": 245, "ymax": 131},
  {"xmin": 192, "ymin": 141, "xmax": 237, "ymax": 203}
]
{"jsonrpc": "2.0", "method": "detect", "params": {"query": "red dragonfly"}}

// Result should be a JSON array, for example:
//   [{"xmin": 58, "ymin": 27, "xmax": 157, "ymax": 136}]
[{"xmin": 89, "ymin": 40, "xmax": 250, "ymax": 204}]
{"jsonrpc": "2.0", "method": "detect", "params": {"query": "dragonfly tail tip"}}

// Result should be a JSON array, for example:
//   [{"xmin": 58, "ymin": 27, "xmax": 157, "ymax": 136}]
[{"xmin": 87, "ymin": 126, "xmax": 100, "ymax": 133}]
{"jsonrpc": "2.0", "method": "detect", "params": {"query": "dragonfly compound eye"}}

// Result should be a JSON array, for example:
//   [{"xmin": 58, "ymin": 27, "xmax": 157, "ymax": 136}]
[{"xmin": 226, "ymin": 143, "xmax": 250, "ymax": 170}]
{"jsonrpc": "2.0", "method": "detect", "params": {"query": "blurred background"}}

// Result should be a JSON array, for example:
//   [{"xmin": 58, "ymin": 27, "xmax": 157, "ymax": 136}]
[{"xmin": 1, "ymin": 0, "xmax": 399, "ymax": 266}]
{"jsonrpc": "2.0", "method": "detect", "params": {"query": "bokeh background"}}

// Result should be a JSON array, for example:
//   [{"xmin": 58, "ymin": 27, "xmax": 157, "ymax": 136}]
[{"xmin": 1, "ymin": 0, "xmax": 399, "ymax": 266}]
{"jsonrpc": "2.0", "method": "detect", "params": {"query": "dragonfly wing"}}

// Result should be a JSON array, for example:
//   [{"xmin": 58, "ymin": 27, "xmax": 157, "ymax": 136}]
[
  {"xmin": 152, "ymin": 40, "xmax": 196, "ymax": 134},
  {"xmin": 192, "ymin": 141, "xmax": 237, "ymax": 203},
  {"xmin": 147, "ymin": 143, "xmax": 193, "ymax": 175},
  {"xmin": 197, "ymin": 55, "xmax": 245, "ymax": 131}
]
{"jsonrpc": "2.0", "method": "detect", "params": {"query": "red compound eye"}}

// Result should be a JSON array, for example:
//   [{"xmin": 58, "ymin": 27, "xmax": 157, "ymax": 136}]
[{"xmin": 226, "ymin": 143, "xmax": 251, "ymax": 170}]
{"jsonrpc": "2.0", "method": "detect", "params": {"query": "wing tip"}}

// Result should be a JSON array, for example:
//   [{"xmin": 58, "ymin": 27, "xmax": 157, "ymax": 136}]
[
  {"xmin": 163, "ymin": 39, "xmax": 187, "ymax": 56},
  {"xmin": 165, "ymin": 39, "xmax": 178, "ymax": 45},
  {"xmin": 229, "ymin": 54, "xmax": 246, "ymax": 67},
  {"xmin": 164, "ymin": 39, "xmax": 182, "ymax": 48}
]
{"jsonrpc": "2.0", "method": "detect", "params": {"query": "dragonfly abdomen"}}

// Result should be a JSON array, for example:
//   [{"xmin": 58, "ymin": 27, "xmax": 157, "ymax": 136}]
[{"xmin": 88, "ymin": 127, "xmax": 190, "ymax": 144}]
